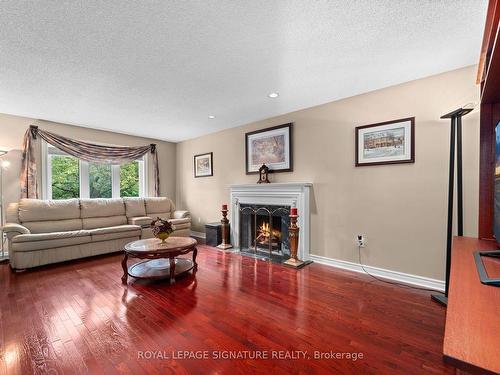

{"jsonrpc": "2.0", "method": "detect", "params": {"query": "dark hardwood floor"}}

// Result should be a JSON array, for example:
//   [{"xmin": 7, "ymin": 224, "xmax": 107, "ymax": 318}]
[{"xmin": 0, "ymin": 245, "xmax": 456, "ymax": 374}]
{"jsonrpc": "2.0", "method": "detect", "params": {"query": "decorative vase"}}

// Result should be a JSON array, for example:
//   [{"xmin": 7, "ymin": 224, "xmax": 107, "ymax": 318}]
[
  {"xmin": 150, "ymin": 217, "xmax": 174, "ymax": 244},
  {"xmin": 156, "ymin": 232, "xmax": 170, "ymax": 243}
]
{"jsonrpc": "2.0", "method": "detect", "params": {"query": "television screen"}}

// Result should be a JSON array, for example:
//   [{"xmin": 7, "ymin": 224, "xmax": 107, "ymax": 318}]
[{"xmin": 494, "ymin": 122, "xmax": 500, "ymax": 241}]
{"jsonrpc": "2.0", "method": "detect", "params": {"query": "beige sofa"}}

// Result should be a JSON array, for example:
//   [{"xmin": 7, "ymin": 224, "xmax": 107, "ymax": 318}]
[{"xmin": 3, "ymin": 197, "xmax": 191, "ymax": 270}]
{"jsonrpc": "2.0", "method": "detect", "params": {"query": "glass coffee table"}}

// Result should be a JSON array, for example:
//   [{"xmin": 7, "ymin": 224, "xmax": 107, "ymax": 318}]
[{"xmin": 122, "ymin": 237, "xmax": 198, "ymax": 285}]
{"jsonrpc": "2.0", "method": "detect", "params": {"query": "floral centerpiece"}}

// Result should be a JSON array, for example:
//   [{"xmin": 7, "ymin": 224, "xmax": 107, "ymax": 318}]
[{"xmin": 150, "ymin": 217, "xmax": 174, "ymax": 243}]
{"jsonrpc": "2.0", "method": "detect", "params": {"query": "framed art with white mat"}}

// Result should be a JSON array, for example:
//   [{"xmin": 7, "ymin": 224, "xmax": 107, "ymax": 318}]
[
  {"xmin": 194, "ymin": 152, "xmax": 213, "ymax": 177},
  {"xmin": 245, "ymin": 123, "xmax": 293, "ymax": 174},
  {"xmin": 355, "ymin": 117, "xmax": 415, "ymax": 166}
]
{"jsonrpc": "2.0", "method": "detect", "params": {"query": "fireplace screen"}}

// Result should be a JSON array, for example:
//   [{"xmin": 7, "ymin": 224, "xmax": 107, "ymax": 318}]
[{"xmin": 239, "ymin": 204, "xmax": 290, "ymax": 261}]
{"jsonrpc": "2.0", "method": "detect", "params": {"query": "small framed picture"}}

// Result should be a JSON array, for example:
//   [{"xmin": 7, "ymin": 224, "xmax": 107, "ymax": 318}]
[
  {"xmin": 355, "ymin": 117, "xmax": 415, "ymax": 166},
  {"xmin": 194, "ymin": 152, "xmax": 213, "ymax": 177},
  {"xmin": 245, "ymin": 123, "xmax": 293, "ymax": 174}
]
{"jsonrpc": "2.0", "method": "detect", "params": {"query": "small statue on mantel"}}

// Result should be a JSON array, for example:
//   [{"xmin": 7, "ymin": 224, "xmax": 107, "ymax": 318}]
[{"xmin": 257, "ymin": 164, "xmax": 270, "ymax": 184}]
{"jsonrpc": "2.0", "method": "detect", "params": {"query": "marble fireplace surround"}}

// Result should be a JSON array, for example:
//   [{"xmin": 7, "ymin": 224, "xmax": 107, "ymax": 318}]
[{"xmin": 229, "ymin": 183, "xmax": 312, "ymax": 260}]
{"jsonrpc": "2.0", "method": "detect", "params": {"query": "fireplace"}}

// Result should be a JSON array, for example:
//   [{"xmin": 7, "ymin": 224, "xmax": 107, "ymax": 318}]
[
  {"xmin": 230, "ymin": 182, "xmax": 312, "ymax": 261},
  {"xmin": 239, "ymin": 204, "xmax": 290, "ymax": 262}
]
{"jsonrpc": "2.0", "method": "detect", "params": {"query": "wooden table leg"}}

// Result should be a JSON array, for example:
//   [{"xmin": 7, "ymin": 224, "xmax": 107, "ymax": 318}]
[
  {"xmin": 193, "ymin": 247, "xmax": 198, "ymax": 270},
  {"xmin": 121, "ymin": 253, "xmax": 128, "ymax": 285},
  {"xmin": 169, "ymin": 257, "xmax": 176, "ymax": 285}
]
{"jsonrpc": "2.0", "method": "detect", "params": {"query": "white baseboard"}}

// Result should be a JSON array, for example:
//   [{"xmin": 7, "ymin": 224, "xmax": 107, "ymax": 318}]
[
  {"xmin": 190, "ymin": 230, "xmax": 206, "ymax": 239},
  {"xmin": 308, "ymin": 254, "xmax": 445, "ymax": 292}
]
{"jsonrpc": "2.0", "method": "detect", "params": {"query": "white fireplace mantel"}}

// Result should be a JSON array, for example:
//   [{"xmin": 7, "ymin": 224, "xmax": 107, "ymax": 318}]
[{"xmin": 229, "ymin": 182, "xmax": 312, "ymax": 260}]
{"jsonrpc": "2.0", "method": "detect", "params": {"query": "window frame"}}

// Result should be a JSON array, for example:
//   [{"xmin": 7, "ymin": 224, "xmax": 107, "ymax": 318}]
[{"xmin": 42, "ymin": 141, "xmax": 147, "ymax": 200}]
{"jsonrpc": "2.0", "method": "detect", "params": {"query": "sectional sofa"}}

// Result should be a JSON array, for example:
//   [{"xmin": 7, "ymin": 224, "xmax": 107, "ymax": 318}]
[{"xmin": 3, "ymin": 197, "xmax": 191, "ymax": 270}]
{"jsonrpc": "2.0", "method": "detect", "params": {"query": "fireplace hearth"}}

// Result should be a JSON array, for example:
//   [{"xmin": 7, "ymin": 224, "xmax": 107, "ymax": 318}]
[{"xmin": 239, "ymin": 204, "xmax": 290, "ymax": 262}]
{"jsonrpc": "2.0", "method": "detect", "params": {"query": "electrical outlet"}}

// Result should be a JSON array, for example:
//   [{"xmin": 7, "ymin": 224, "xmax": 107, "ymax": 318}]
[
  {"xmin": 198, "ymin": 217, "xmax": 201, "ymax": 223},
  {"xmin": 356, "ymin": 235, "xmax": 366, "ymax": 248}
]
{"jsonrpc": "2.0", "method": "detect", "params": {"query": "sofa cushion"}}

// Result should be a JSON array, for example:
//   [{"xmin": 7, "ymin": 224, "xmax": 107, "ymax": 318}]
[
  {"xmin": 128, "ymin": 216, "xmax": 152, "ymax": 227},
  {"xmin": 23, "ymin": 219, "xmax": 83, "ymax": 234},
  {"xmin": 89, "ymin": 225, "xmax": 141, "ymax": 242},
  {"xmin": 11, "ymin": 230, "xmax": 91, "ymax": 252},
  {"xmin": 82, "ymin": 216, "xmax": 127, "ymax": 230},
  {"xmin": 80, "ymin": 198, "xmax": 125, "ymax": 218},
  {"xmin": 145, "ymin": 197, "xmax": 172, "ymax": 219},
  {"xmin": 124, "ymin": 198, "xmax": 146, "ymax": 217},
  {"xmin": 19, "ymin": 199, "xmax": 80, "ymax": 222}
]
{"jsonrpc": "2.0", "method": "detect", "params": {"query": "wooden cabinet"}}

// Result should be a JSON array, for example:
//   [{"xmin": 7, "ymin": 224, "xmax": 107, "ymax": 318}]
[{"xmin": 443, "ymin": 237, "xmax": 500, "ymax": 374}]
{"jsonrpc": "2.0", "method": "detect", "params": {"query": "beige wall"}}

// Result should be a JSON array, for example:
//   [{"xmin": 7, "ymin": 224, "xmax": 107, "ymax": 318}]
[
  {"xmin": 0, "ymin": 66, "xmax": 480, "ymax": 280},
  {"xmin": 176, "ymin": 65, "xmax": 480, "ymax": 280},
  {"xmin": 0, "ymin": 114, "xmax": 177, "ymax": 210}
]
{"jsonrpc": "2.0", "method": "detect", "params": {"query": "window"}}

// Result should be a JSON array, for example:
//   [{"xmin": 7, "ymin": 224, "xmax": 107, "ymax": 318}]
[
  {"xmin": 120, "ymin": 161, "xmax": 141, "ymax": 197},
  {"xmin": 44, "ymin": 144, "xmax": 146, "ymax": 200},
  {"xmin": 49, "ymin": 151, "xmax": 80, "ymax": 200},
  {"xmin": 89, "ymin": 163, "xmax": 112, "ymax": 198}
]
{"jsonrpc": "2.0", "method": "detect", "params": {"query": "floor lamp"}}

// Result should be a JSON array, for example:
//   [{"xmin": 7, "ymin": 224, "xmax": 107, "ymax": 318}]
[
  {"xmin": 431, "ymin": 106, "xmax": 474, "ymax": 306},
  {"xmin": 0, "ymin": 147, "xmax": 10, "ymax": 262}
]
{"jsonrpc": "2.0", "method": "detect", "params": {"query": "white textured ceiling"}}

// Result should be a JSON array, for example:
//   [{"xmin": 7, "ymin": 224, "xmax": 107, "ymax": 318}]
[{"xmin": 0, "ymin": 1, "xmax": 488, "ymax": 142}]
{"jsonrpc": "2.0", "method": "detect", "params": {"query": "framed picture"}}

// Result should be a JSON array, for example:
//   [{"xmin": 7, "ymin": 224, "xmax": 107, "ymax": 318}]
[
  {"xmin": 355, "ymin": 117, "xmax": 415, "ymax": 166},
  {"xmin": 245, "ymin": 123, "xmax": 293, "ymax": 174},
  {"xmin": 194, "ymin": 152, "xmax": 213, "ymax": 177}
]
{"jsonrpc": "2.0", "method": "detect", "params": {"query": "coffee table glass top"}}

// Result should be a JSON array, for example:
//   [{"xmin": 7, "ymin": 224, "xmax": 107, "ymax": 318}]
[{"xmin": 124, "ymin": 237, "xmax": 197, "ymax": 254}]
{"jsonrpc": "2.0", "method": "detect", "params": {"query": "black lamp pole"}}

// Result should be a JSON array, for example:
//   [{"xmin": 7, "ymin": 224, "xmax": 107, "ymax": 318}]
[
  {"xmin": 432, "ymin": 107, "xmax": 473, "ymax": 306},
  {"xmin": 457, "ymin": 115, "xmax": 464, "ymax": 236}
]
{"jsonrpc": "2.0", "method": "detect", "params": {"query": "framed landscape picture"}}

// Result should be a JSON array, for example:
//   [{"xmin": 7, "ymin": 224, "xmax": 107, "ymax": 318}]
[
  {"xmin": 245, "ymin": 123, "xmax": 293, "ymax": 174},
  {"xmin": 355, "ymin": 117, "xmax": 415, "ymax": 166},
  {"xmin": 194, "ymin": 152, "xmax": 213, "ymax": 177}
]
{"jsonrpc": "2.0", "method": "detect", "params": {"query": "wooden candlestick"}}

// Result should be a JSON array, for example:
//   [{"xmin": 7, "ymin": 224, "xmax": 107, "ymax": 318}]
[
  {"xmin": 284, "ymin": 211, "xmax": 305, "ymax": 268},
  {"xmin": 217, "ymin": 208, "xmax": 233, "ymax": 250}
]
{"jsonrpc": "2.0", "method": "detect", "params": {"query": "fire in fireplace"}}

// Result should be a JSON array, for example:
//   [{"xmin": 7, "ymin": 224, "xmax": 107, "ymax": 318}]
[
  {"xmin": 239, "ymin": 204, "xmax": 290, "ymax": 262},
  {"xmin": 256, "ymin": 217, "xmax": 281, "ymax": 249}
]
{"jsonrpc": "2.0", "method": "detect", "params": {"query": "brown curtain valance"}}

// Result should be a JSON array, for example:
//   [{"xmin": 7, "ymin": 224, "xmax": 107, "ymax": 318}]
[{"xmin": 21, "ymin": 125, "xmax": 160, "ymax": 198}]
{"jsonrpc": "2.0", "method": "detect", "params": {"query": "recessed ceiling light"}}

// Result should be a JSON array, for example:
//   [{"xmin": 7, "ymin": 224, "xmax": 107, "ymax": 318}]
[
  {"xmin": 208, "ymin": 115, "xmax": 216, "ymax": 119},
  {"xmin": 268, "ymin": 92, "xmax": 279, "ymax": 98}
]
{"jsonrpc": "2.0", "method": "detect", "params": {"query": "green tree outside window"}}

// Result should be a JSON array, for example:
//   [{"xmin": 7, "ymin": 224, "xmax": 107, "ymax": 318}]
[
  {"xmin": 120, "ymin": 161, "xmax": 140, "ymax": 197},
  {"xmin": 51, "ymin": 156, "xmax": 80, "ymax": 199}
]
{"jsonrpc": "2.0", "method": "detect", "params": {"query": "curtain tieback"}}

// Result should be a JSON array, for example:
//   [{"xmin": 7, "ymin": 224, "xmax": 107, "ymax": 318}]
[{"xmin": 30, "ymin": 125, "xmax": 39, "ymax": 139}]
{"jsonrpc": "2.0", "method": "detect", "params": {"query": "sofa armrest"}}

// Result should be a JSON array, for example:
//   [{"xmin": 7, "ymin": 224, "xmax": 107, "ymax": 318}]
[
  {"xmin": 172, "ymin": 210, "xmax": 190, "ymax": 220},
  {"xmin": 2, "ymin": 223, "xmax": 30, "ymax": 241}
]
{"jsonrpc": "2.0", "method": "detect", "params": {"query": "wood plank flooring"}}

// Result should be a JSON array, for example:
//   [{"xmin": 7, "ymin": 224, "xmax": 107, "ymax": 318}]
[{"xmin": 0, "ymin": 245, "xmax": 456, "ymax": 374}]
